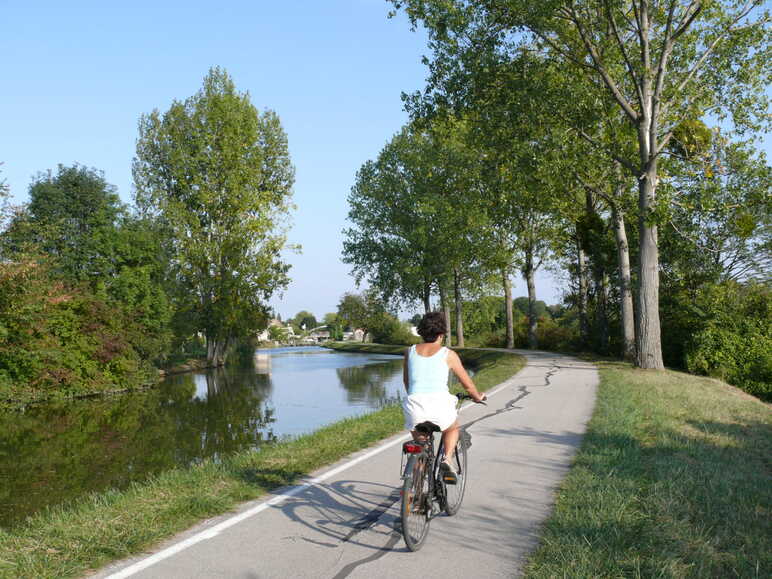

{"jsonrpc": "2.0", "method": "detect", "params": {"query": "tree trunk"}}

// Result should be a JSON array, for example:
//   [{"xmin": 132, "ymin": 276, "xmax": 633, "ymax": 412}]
[
  {"xmin": 612, "ymin": 203, "xmax": 636, "ymax": 361},
  {"xmin": 636, "ymin": 163, "xmax": 664, "ymax": 369},
  {"xmin": 503, "ymin": 270, "xmax": 514, "ymax": 349},
  {"xmin": 597, "ymin": 271, "xmax": 609, "ymax": 354},
  {"xmin": 577, "ymin": 238, "xmax": 590, "ymax": 348},
  {"xmin": 206, "ymin": 336, "xmax": 227, "ymax": 366},
  {"xmin": 438, "ymin": 282, "xmax": 452, "ymax": 347},
  {"xmin": 216, "ymin": 339, "xmax": 228, "ymax": 365},
  {"xmin": 523, "ymin": 253, "xmax": 538, "ymax": 350},
  {"xmin": 633, "ymin": 60, "xmax": 665, "ymax": 369},
  {"xmin": 207, "ymin": 337, "xmax": 216, "ymax": 365},
  {"xmin": 453, "ymin": 268, "xmax": 464, "ymax": 348},
  {"xmin": 422, "ymin": 282, "xmax": 432, "ymax": 314}
]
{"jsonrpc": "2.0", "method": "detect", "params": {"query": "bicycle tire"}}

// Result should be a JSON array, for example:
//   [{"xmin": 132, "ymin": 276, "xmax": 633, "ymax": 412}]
[
  {"xmin": 443, "ymin": 434, "xmax": 468, "ymax": 516},
  {"xmin": 401, "ymin": 455, "xmax": 431, "ymax": 551}
]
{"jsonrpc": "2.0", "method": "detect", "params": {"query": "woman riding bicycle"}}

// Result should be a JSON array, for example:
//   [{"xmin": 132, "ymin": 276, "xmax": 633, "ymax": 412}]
[{"xmin": 402, "ymin": 312, "xmax": 485, "ymax": 483}]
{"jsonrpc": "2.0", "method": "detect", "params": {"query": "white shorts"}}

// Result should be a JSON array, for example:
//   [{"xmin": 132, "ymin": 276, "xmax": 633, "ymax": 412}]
[{"xmin": 402, "ymin": 392, "xmax": 458, "ymax": 431}]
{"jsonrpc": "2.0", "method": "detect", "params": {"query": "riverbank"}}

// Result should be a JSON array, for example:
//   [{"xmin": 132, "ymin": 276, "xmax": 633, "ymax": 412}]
[
  {"xmin": 0, "ymin": 348, "xmax": 525, "ymax": 578},
  {"xmin": 157, "ymin": 357, "xmax": 214, "ymax": 377},
  {"xmin": 0, "ymin": 376, "xmax": 159, "ymax": 412},
  {"xmin": 523, "ymin": 362, "xmax": 771, "ymax": 577},
  {"xmin": 2, "ymin": 359, "xmax": 210, "ymax": 411}
]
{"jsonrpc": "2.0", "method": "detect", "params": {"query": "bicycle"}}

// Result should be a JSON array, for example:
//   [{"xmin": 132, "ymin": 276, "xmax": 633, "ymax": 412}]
[{"xmin": 399, "ymin": 393, "xmax": 486, "ymax": 551}]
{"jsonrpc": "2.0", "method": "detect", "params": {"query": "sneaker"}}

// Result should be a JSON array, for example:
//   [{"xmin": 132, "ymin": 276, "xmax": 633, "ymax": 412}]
[{"xmin": 439, "ymin": 459, "xmax": 458, "ymax": 485}]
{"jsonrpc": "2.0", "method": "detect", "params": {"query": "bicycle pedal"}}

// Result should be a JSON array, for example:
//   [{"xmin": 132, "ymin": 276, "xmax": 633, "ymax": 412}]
[{"xmin": 442, "ymin": 473, "xmax": 458, "ymax": 485}]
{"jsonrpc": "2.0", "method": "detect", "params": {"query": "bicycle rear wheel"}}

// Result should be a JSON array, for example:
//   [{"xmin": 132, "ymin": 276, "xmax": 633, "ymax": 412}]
[
  {"xmin": 401, "ymin": 455, "xmax": 431, "ymax": 551},
  {"xmin": 443, "ymin": 433, "xmax": 468, "ymax": 516}
]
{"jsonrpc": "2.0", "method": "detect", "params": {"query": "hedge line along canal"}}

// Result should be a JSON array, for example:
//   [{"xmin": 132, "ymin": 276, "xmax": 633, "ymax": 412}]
[{"xmin": 0, "ymin": 346, "xmax": 409, "ymax": 529}]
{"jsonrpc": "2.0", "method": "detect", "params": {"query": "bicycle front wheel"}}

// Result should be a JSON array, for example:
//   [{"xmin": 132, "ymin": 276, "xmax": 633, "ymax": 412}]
[
  {"xmin": 443, "ymin": 433, "xmax": 468, "ymax": 516},
  {"xmin": 401, "ymin": 455, "xmax": 431, "ymax": 551}
]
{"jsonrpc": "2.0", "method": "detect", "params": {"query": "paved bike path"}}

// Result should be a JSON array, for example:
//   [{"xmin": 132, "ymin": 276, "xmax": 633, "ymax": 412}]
[{"xmin": 94, "ymin": 350, "xmax": 597, "ymax": 579}]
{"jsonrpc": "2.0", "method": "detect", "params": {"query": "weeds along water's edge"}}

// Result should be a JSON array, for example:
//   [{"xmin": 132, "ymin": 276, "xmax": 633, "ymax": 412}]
[{"xmin": 0, "ymin": 346, "xmax": 525, "ymax": 579}]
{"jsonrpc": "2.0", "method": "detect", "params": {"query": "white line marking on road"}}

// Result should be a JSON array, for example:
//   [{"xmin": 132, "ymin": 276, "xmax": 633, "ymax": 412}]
[{"xmin": 103, "ymin": 377, "xmax": 518, "ymax": 578}]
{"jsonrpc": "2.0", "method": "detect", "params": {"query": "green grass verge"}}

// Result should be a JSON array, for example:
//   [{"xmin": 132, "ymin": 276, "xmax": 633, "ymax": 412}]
[
  {"xmin": 0, "ymin": 346, "xmax": 523, "ymax": 579},
  {"xmin": 523, "ymin": 362, "xmax": 771, "ymax": 578}
]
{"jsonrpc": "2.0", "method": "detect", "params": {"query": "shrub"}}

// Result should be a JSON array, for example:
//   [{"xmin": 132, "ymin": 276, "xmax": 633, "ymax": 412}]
[
  {"xmin": 0, "ymin": 260, "xmax": 157, "ymax": 404},
  {"xmin": 683, "ymin": 282, "xmax": 771, "ymax": 401},
  {"xmin": 536, "ymin": 319, "xmax": 577, "ymax": 352},
  {"xmin": 507, "ymin": 316, "xmax": 575, "ymax": 351},
  {"xmin": 464, "ymin": 329, "xmax": 506, "ymax": 348},
  {"xmin": 368, "ymin": 312, "xmax": 419, "ymax": 345}
]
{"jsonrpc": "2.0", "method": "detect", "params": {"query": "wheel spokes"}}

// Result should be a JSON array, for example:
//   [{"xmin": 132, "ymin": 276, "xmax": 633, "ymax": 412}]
[{"xmin": 402, "ymin": 458, "xmax": 431, "ymax": 549}]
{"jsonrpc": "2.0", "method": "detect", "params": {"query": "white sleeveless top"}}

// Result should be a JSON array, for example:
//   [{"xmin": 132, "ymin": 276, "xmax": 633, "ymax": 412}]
[{"xmin": 407, "ymin": 345, "xmax": 449, "ymax": 395}]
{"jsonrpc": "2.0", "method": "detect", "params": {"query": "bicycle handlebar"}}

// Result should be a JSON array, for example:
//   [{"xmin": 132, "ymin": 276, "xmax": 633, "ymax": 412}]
[{"xmin": 455, "ymin": 392, "xmax": 487, "ymax": 405}]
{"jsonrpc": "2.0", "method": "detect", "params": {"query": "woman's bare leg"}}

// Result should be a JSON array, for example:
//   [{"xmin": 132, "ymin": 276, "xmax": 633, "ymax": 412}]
[{"xmin": 441, "ymin": 421, "xmax": 459, "ymax": 460}]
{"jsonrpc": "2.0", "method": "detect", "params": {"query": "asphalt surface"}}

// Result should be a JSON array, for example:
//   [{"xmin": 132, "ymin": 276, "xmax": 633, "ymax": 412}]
[{"xmin": 93, "ymin": 349, "xmax": 598, "ymax": 579}]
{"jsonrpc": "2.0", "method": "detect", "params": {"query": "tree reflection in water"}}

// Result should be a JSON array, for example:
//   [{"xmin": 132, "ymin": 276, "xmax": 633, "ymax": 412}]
[
  {"xmin": 335, "ymin": 359, "xmax": 404, "ymax": 405},
  {"xmin": 334, "ymin": 356, "xmax": 468, "ymax": 407},
  {"xmin": 0, "ymin": 359, "xmax": 275, "ymax": 529}
]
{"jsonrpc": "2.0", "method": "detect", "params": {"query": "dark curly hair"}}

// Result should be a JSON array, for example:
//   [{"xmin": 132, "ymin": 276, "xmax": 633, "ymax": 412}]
[{"xmin": 417, "ymin": 312, "xmax": 447, "ymax": 342}]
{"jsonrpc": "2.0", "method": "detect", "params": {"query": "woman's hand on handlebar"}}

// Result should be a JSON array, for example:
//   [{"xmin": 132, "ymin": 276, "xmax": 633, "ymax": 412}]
[{"xmin": 456, "ymin": 392, "xmax": 487, "ymax": 404}]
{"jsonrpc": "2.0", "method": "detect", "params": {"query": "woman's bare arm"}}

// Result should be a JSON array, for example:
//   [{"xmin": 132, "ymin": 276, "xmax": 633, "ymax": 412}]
[{"xmin": 447, "ymin": 350, "xmax": 485, "ymax": 402}]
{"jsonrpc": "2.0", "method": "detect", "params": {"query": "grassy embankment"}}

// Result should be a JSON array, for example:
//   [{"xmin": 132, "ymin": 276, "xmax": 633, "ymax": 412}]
[
  {"xmin": 524, "ymin": 361, "xmax": 771, "ymax": 578},
  {"xmin": 0, "ymin": 344, "xmax": 524, "ymax": 579}
]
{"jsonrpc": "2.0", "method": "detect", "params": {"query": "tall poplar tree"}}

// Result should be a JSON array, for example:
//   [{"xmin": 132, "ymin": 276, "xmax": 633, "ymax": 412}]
[
  {"xmin": 133, "ymin": 67, "xmax": 295, "ymax": 365},
  {"xmin": 343, "ymin": 128, "xmax": 441, "ymax": 312}
]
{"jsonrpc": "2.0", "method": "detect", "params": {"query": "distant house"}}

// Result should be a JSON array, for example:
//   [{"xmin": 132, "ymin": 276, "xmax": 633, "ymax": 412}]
[
  {"xmin": 257, "ymin": 328, "xmax": 270, "ymax": 341},
  {"xmin": 352, "ymin": 328, "xmax": 366, "ymax": 342},
  {"xmin": 257, "ymin": 319, "xmax": 295, "ymax": 342},
  {"xmin": 341, "ymin": 329, "xmax": 367, "ymax": 342},
  {"xmin": 309, "ymin": 330, "xmax": 330, "ymax": 343}
]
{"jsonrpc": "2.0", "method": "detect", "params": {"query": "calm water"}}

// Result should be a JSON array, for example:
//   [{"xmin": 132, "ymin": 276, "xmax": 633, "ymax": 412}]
[{"xmin": 0, "ymin": 347, "xmax": 405, "ymax": 528}]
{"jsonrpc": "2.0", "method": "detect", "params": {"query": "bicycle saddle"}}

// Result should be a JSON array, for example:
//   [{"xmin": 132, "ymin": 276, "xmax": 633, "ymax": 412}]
[{"xmin": 414, "ymin": 421, "xmax": 441, "ymax": 434}]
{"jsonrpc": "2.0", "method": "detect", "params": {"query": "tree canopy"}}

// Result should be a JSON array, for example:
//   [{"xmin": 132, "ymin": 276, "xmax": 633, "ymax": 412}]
[
  {"xmin": 4, "ymin": 165, "xmax": 125, "ymax": 283},
  {"xmin": 133, "ymin": 67, "xmax": 295, "ymax": 364},
  {"xmin": 389, "ymin": 0, "xmax": 770, "ymax": 368}
]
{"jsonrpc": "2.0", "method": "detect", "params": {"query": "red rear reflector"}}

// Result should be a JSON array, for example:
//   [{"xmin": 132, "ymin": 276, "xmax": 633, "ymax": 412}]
[{"xmin": 403, "ymin": 443, "xmax": 423, "ymax": 454}]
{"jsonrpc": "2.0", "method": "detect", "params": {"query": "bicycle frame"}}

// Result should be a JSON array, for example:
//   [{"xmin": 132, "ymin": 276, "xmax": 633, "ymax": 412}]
[{"xmin": 401, "ymin": 427, "xmax": 445, "ymax": 514}]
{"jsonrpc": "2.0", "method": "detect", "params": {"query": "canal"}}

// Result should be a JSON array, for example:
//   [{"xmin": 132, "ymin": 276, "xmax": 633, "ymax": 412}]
[{"xmin": 0, "ymin": 346, "xmax": 405, "ymax": 529}]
